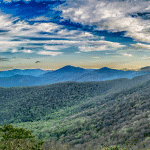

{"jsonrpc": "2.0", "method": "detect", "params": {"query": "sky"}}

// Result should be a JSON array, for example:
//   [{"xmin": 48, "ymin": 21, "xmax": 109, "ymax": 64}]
[{"xmin": 0, "ymin": 0, "xmax": 150, "ymax": 70}]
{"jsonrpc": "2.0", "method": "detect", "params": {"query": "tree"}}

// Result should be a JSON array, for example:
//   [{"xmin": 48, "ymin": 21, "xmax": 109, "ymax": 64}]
[{"xmin": 0, "ymin": 124, "xmax": 44, "ymax": 150}]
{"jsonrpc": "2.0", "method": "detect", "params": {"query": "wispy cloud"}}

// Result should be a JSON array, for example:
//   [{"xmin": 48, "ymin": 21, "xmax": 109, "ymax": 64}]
[
  {"xmin": 93, "ymin": 57, "xmax": 99, "ymax": 59},
  {"xmin": 122, "ymin": 53, "xmax": 133, "ymax": 57},
  {"xmin": 75, "ymin": 51, "xmax": 81, "ymax": 54},
  {"xmin": 78, "ymin": 40, "xmax": 126, "ymax": 52},
  {"xmin": 37, "ymin": 50, "xmax": 63, "ymax": 56},
  {"xmin": 21, "ymin": 49, "xmax": 34, "ymax": 53},
  {"xmin": 29, "ymin": 16, "xmax": 51, "ymax": 21},
  {"xmin": 141, "ymin": 55, "xmax": 150, "ymax": 59},
  {"xmin": 79, "ymin": 45, "xmax": 107, "ymax": 52},
  {"xmin": 44, "ymin": 45, "xmax": 69, "ymax": 51},
  {"xmin": 87, "ymin": 40, "xmax": 126, "ymax": 48},
  {"xmin": 131, "ymin": 43, "xmax": 150, "ymax": 50}
]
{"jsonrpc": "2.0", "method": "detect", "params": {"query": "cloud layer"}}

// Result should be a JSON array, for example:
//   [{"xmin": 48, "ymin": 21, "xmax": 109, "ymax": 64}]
[
  {"xmin": 0, "ymin": 9, "xmax": 127, "ymax": 56},
  {"xmin": 0, "ymin": 0, "xmax": 150, "ymax": 69},
  {"xmin": 59, "ymin": 0, "xmax": 150, "ymax": 44}
]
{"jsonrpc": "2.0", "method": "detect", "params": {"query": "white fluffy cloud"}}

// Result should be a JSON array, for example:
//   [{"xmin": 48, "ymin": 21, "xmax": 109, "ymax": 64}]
[
  {"xmin": 1, "ymin": 0, "xmax": 146, "ymax": 56},
  {"xmin": 8, "ymin": 21, "xmax": 60, "ymax": 37},
  {"xmin": 59, "ymin": 0, "xmax": 150, "ymax": 43},
  {"xmin": 0, "ymin": 12, "xmax": 15, "ymax": 28}
]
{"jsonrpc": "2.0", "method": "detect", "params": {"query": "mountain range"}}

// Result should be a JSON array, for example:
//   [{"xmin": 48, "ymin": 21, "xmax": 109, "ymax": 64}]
[
  {"xmin": 0, "ymin": 65, "xmax": 149, "ymax": 87},
  {"xmin": 0, "ymin": 69, "xmax": 51, "ymax": 77}
]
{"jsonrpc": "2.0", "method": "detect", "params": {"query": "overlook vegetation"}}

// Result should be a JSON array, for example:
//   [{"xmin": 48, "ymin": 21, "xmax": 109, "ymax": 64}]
[
  {"xmin": 1, "ymin": 75, "xmax": 150, "ymax": 149},
  {"xmin": 0, "ymin": 124, "xmax": 44, "ymax": 150}
]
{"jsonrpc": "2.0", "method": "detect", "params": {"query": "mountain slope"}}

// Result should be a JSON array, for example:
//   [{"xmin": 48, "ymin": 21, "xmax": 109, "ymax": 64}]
[
  {"xmin": 1, "ymin": 77, "xmax": 150, "ymax": 149},
  {"xmin": 40, "ymin": 65, "xmax": 88, "ymax": 84},
  {"xmin": 140, "ymin": 66, "xmax": 150, "ymax": 72},
  {"xmin": 0, "ymin": 75, "xmax": 40, "ymax": 87},
  {"xmin": 1, "ymin": 75, "xmax": 150, "ymax": 125},
  {"xmin": 0, "ymin": 78, "xmax": 134, "ymax": 125}
]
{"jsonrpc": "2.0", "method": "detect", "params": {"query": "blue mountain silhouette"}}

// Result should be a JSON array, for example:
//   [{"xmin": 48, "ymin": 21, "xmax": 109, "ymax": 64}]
[
  {"xmin": 0, "ymin": 65, "xmax": 148, "ymax": 87},
  {"xmin": 0, "ymin": 69, "xmax": 50, "ymax": 77}
]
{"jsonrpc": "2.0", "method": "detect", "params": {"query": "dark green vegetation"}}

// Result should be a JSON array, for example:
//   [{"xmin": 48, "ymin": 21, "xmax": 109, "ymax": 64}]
[
  {"xmin": 0, "ymin": 124, "xmax": 44, "ymax": 149},
  {"xmin": 1, "ymin": 75, "xmax": 150, "ymax": 149},
  {"xmin": 0, "ymin": 124, "xmax": 125, "ymax": 150}
]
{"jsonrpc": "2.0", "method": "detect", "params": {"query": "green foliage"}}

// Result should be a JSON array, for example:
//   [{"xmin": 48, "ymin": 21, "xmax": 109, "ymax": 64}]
[
  {"xmin": 0, "ymin": 124, "xmax": 34, "ymax": 141},
  {"xmin": 0, "ymin": 124, "xmax": 44, "ymax": 150},
  {"xmin": 1, "ymin": 80, "xmax": 150, "ymax": 149}
]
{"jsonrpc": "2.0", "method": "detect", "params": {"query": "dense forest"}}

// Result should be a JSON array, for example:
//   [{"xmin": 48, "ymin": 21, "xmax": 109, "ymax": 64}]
[{"xmin": 1, "ymin": 75, "xmax": 150, "ymax": 149}]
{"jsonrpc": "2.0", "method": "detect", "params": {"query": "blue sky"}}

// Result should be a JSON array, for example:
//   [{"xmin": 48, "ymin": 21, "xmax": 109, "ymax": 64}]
[{"xmin": 0, "ymin": 0, "xmax": 150, "ymax": 70}]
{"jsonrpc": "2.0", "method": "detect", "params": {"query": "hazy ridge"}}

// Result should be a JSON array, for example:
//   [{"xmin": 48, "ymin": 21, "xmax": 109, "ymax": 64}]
[{"xmin": 0, "ymin": 65, "xmax": 148, "ymax": 87}]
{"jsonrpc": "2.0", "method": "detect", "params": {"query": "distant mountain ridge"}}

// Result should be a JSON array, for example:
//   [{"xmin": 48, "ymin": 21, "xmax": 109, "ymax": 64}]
[
  {"xmin": 0, "ymin": 65, "xmax": 149, "ymax": 87},
  {"xmin": 54, "ymin": 65, "xmax": 86, "ymax": 73},
  {"xmin": 0, "ymin": 68, "xmax": 51, "ymax": 77},
  {"xmin": 140, "ymin": 66, "xmax": 150, "ymax": 72},
  {"xmin": 94, "ymin": 67, "xmax": 115, "ymax": 73}
]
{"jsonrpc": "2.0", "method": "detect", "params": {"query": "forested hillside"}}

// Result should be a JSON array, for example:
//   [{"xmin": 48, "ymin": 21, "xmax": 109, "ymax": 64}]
[
  {"xmin": 1, "ymin": 77, "xmax": 150, "ymax": 149},
  {"xmin": 0, "ymin": 79, "xmax": 132, "ymax": 125},
  {"xmin": 1, "ymin": 75, "xmax": 150, "ymax": 126}
]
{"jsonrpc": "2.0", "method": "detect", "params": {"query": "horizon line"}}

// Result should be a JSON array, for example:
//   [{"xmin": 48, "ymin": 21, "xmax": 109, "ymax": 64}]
[{"xmin": 0, "ymin": 65, "xmax": 145, "ymax": 71}]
